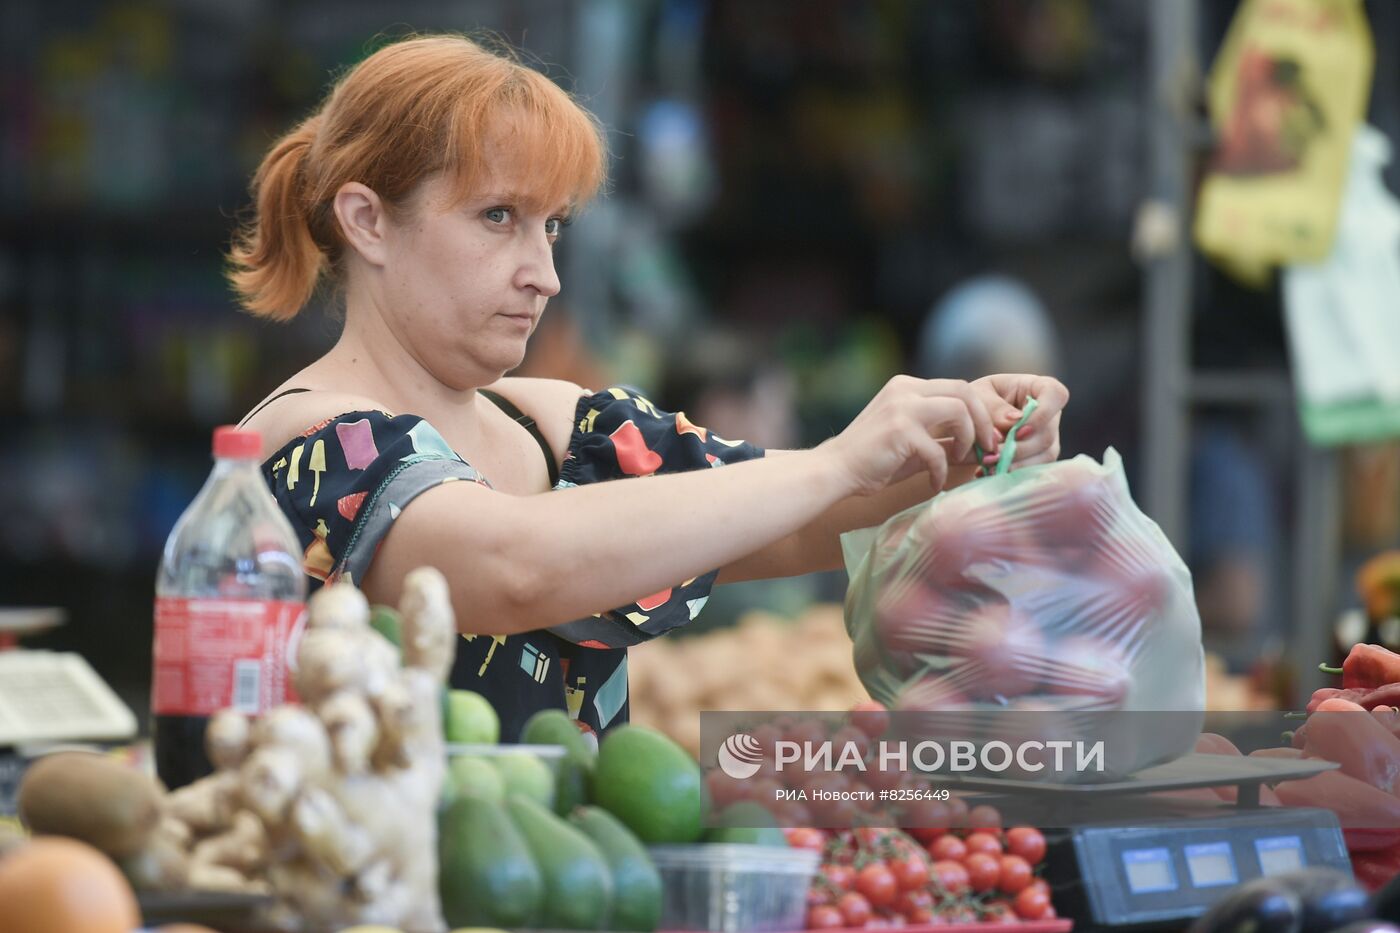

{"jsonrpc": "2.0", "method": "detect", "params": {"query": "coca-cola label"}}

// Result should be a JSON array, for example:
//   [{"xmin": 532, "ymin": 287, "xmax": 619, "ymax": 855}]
[{"xmin": 152, "ymin": 598, "xmax": 305, "ymax": 716}]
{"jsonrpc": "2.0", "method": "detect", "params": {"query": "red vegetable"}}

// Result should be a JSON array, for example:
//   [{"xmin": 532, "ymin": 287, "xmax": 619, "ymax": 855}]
[
  {"xmin": 1338, "ymin": 644, "xmax": 1400, "ymax": 690},
  {"xmin": 1304, "ymin": 703, "xmax": 1400, "ymax": 794},
  {"xmin": 1274, "ymin": 770, "xmax": 1400, "ymax": 851},
  {"xmin": 1352, "ymin": 844, "xmax": 1400, "ymax": 892}
]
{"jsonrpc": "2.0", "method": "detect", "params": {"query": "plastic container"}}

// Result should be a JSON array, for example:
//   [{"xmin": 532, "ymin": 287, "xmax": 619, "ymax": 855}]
[
  {"xmin": 444, "ymin": 743, "xmax": 566, "ymax": 769},
  {"xmin": 152, "ymin": 426, "xmax": 306, "ymax": 791},
  {"xmin": 648, "ymin": 843, "xmax": 820, "ymax": 933}
]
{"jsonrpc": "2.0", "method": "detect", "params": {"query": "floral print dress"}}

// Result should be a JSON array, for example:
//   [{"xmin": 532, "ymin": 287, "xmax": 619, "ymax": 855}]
[{"xmin": 257, "ymin": 386, "xmax": 765, "ymax": 742}]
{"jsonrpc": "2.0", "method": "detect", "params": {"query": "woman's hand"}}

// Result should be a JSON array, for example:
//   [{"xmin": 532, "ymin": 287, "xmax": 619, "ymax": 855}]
[
  {"xmin": 818, "ymin": 376, "xmax": 1001, "ymax": 497},
  {"xmin": 971, "ymin": 373, "xmax": 1070, "ymax": 468}
]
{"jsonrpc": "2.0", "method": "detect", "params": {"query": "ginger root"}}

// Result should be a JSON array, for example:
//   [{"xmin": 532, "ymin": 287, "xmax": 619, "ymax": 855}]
[{"xmin": 122, "ymin": 568, "xmax": 455, "ymax": 932}]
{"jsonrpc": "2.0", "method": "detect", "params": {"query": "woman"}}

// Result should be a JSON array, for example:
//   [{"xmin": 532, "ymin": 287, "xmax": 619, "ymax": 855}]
[{"xmin": 229, "ymin": 34, "xmax": 1069, "ymax": 742}]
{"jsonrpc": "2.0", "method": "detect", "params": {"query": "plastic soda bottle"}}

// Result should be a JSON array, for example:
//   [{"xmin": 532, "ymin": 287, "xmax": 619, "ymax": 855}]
[{"xmin": 151, "ymin": 426, "xmax": 305, "ymax": 789}]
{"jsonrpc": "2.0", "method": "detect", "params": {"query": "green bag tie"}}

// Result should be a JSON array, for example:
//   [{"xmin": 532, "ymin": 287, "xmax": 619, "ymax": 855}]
[{"xmin": 974, "ymin": 396, "xmax": 1039, "ymax": 477}]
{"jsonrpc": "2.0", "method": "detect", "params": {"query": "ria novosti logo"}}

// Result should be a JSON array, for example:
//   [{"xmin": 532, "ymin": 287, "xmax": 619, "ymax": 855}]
[{"xmin": 717, "ymin": 733, "xmax": 764, "ymax": 779}]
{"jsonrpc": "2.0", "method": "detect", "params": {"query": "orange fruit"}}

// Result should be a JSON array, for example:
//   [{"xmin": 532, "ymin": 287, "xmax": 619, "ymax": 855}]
[{"xmin": 0, "ymin": 835, "xmax": 140, "ymax": 933}]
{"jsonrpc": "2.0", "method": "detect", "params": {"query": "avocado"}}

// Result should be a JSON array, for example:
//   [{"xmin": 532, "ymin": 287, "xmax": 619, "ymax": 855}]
[
  {"xmin": 569, "ymin": 806, "xmax": 662, "ymax": 932},
  {"xmin": 594, "ymin": 725, "xmax": 704, "ymax": 844},
  {"xmin": 438, "ymin": 795, "xmax": 543, "ymax": 929},
  {"xmin": 520, "ymin": 709, "xmax": 596, "ymax": 814},
  {"xmin": 507, "ymin": 795, "xmax": 614, "ymax": 930},
  {"xmin": 521, "ymin": 709, "xmax": 597, "ymax": 763},
  {"xmin": 555, "ymin": 756, "xmax": 593, "ymax": 815}
]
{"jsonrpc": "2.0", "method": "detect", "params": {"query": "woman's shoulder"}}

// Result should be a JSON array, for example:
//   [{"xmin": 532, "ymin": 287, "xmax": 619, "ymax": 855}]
[
  {"xmin": 241, "ymin": 388, "xmax": 398, "ymax": 461},
  {"xmin": 485, "ymin": 377, "xmax": 593, "ymax": 462}
]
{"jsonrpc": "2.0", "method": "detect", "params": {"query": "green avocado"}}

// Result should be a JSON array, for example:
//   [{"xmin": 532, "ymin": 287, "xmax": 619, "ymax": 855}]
[
  {"xmin": 438, "ymin": 795, "xmax": 543, "ymax": 929},
  {"xmin": 507, "ymin": 795, "xmax": 615, "ymax": 930},
  {"xmin": 569, "ymin": 806, "xmax": 662, "ymax": 932}
]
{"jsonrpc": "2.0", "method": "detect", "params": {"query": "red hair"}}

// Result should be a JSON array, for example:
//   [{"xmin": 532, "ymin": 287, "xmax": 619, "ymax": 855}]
[{"xmin": 227, "ymin": 34, "xmax": 607, "ymax": 321}]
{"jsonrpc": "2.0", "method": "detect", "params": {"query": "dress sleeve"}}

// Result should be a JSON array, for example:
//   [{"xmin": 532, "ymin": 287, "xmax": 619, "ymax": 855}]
[
  {"xmin": 549, "ymin": 386, "xmax": 767, "ymax": 648},
  {"xmin": 262, "ymin": 411, "xmax": 483, "ymax": 589}
]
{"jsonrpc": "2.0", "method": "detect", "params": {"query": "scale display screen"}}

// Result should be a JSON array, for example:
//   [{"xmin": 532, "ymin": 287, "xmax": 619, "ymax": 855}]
[
  {"xmin": 1122, "ymin": 847, "xmax": 1177, "ymax": 894},
  {"xmin": 1255, "ymin": 836, "xmax": 1306, "ymax": 876},
  {"xmin": 1185, "ymin": 842, "xmax": 1238, "ymax": 888}
]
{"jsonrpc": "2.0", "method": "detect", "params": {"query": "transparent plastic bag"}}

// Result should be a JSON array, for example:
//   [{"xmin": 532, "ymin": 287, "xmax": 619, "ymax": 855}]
[{"xmin": 841, "ymin": 447, "xmax": 1205, "ymax": 779}]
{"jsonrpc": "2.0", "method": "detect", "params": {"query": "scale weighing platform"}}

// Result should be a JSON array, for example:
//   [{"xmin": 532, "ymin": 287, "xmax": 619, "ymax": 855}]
[{"xmin": 939, "ymin": 753, "xmax": 1349, "ymax": 932}]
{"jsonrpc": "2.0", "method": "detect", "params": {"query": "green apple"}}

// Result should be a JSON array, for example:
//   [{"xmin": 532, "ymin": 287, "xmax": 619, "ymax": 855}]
[
  {"xmin": 448, "ymin": 755, "xmax": 505, "ymax": 804},
  {"xmin": 493, "ymin": 751, "xmax": 556, "ymax": 810},
  {"xmin": 444, "ymin": 689, "xmax": 500, "ymax": 745}
]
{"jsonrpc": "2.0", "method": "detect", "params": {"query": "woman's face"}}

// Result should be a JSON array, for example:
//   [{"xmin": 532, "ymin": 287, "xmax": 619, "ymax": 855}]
[{"xmin": 377, "ymin": 155, "xmax": 568, "ymax": 390}]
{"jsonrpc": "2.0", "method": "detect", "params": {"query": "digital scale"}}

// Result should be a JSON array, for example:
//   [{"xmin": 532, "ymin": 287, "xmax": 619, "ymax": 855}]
[{"xmin": 941, "ymin": 753, "xmax": 1349, "ymax": 932}]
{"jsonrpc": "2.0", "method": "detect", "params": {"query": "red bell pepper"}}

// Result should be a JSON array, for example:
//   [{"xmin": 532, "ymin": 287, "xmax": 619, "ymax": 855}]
[
  {"xmin": 1303, "ymin": 700, "xmax": 1400, "ymax": 794},
  {"xmin": 1351, "ymin": 844, "xmax": 1400, "ymax": 892},
  {"xmin": 1274, "ymin": 770, "xmax": 1400, "ymax": 851},
  {"xmin": 1326, "ymin": 644, "xmax": 1400, "ymax": 689}
]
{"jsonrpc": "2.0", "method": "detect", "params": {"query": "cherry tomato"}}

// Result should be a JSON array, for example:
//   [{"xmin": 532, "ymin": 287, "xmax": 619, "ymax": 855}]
[
  {"xmin": 904, "ymin": 908, "xmax": 934, "ymax": 925},
  {"xmin": 838, "ymin": 891, "xmax": 873, "ymax": 927},
  {"xmin": 1029, "ymin": 877, "xmax": 1051, "ymax": 897},
  {"xmin": 822, "ymin": 863, "xmax": 857, "ymax": 892},
  {"xmin": 888, "ymin": 855, "xmax": 930, "ymax": 892},
  {"xmin": 967, "ymin": 804, "xmax": 1003, "ymax": 832},
  {"xmin": 893, "ymin": 888, "xmax": 933, "ymax": 918},
  {"xmin": 807, "ymin": 905, "xmax": 845, "ymax": 930},
  {"xmin": 929, "ymin": 859, "xmax": 969, "ymax": 895},
  {"xmin": 944, "ymin": 795, "xmax": 970, "ymax": 829},
  {"xmin": 788, "ymin": 828, "xmax": 828, "ymax": 852},
  {"xmin": 1014, "ymin": 886, "xmax": 1052, "ymax": 921},
  {"xmin": 849, "ymin": 700, "xmax": 889, "ymax": 739},
  {"xmin": 1006, "ymin": 826, "xmax": 1048, "ymax": 865},
  {"xmin": 885, "ymin": 913, "xmax": 907, "ymax": 928},
  {"xmin": 964, "ymin": 852, "xmax": 1001, "ymax": 893},
  {"xmin": 856, "ymin": 863, "xmax": 899, "ymax": 908},
  {"xmin": 981, "ymin": 900, "xmax": 1015, "ymax": 922},
  {"xmin": 998, "ymin": 854, "xmax": 1033, "ymax": 895},
  {"xmin": 964, "ymin": 831, "xmax": 1003, "ymax": 857},
  {"xmin": 928, "ymin": 835, "xmax": 968, "ymax": 862}
]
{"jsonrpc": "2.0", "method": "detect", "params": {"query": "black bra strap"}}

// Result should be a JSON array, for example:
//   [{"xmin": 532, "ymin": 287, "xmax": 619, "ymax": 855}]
[
  {"xmin": 480, "ymin": 389, "xmax": 560, "ymax": 488},
  {"xmin": 238, "ymin": 387, "xmax": 313, "ymax": 428}
]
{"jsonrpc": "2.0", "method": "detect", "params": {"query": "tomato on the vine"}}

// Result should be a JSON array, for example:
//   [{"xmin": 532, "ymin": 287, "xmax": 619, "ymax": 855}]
[
  {"xmin": 998, "ymin": 854, "xmax": 1034, "ymax": 895},
  {"xmin": 964, "ymin": 852, "xmax": 1001, "ymax": 893},
  {"xmin": 964, "ymin": 831, "xmax": 1003, "ymax": 857},
  {"xmin": 1006, "ymin": 826, "xmax": 1048, "ymax": 865},
  {"xmin": 889, "ymin": 855, "xmax": 930, "ymax": 892},
  {"xmin": 929, "ymin": 859, "xmax": 970, "ymax": 896},
  {"xmin": 981, "ymin": 900, "xmax": 1015, "ymax": 922},
  {"xmin": 838, "ymin": 891, "xmax": 873, "ymax": 927},
  {"xmin": 892, "ymin": 888, "xmax": 933, "ymax": 918},
  {"xmin": 807, "ymin": 905, "xmax": 844, "ymax": 930},
  {"xmin": 788, "ymin": 828, "xmax": 828, "ymax": 852},
  {"xmin": 927, "ymin": 835, "xmax": 967, "ymax": 862},
  {"xmin": 855, "ymin": 863, "xmax": 899, "ymax": 908},
  {"xmin": 822, "ymin": 863, "xmax": 857, "ymax": 892},
  {"xmin": 1014, "ymin": 886, "xmax": 1053, "ymax": 920},
  {"xmin": 967, "ymin": 804, "xmax": 1003, "ymax": 832}
]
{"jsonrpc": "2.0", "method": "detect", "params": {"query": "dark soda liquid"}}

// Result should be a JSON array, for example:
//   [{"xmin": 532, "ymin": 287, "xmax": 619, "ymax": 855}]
[{"xmin": 153, "ymin": 714, "xmax": 213, "ymax": 790}]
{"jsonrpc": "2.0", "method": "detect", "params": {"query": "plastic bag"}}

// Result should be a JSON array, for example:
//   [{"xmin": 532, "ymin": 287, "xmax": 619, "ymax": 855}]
[
  {"xmin": 841, "ymin": 446, "xmax": 1205, "ymax": 779},
  {"xmin": 1284, "ymin": 125, "xmax": 1400, "ymax": 446}
]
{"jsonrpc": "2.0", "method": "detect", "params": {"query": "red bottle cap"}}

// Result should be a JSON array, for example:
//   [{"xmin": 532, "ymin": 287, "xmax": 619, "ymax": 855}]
[{"xmin": 213, "ymin": 426, "xmax": 262, "ymax": 459}]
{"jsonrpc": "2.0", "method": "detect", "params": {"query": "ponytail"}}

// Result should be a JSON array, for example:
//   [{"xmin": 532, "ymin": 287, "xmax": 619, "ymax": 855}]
[{"xmin": 226, "ymin": 115, "xmax": 327, "ymax": 321}]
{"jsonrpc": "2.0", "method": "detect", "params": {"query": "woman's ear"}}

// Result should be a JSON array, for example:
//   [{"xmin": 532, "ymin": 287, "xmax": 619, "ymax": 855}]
[{"xmin": 333, "ymin": 182, "xmax": 390, "ymax": 266}]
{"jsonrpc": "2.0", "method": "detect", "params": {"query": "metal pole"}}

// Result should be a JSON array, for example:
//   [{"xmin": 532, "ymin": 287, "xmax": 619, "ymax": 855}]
[{"xmin": 1141, "ymin": 0, "xmax": 1199, "ymax": 547}]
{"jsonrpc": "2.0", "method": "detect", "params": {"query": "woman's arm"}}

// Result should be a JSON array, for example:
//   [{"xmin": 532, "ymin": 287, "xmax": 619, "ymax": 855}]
[
  {"xmin": 720, "ymin": 374, "xmax": 1070, "ymax": 581},
  {"xmin": 361, "ymin": 375, "xmax": 990, "ymax": 635},
  {"xmin": 714, "ymin": 458, "xmax": 979, "ymax": 582}
]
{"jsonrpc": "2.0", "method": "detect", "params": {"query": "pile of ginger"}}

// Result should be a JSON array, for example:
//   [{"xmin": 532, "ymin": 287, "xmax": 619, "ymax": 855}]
[{"xmin": 23, "ymin": 567, "xmax": 458, "ymax": 933}]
